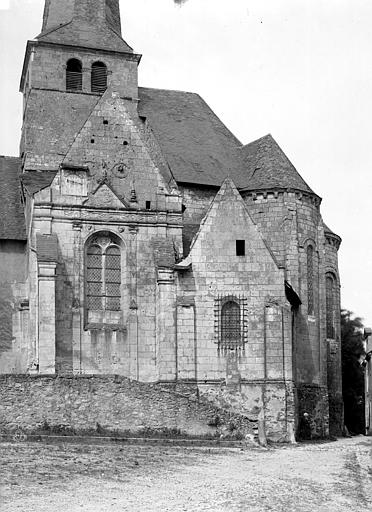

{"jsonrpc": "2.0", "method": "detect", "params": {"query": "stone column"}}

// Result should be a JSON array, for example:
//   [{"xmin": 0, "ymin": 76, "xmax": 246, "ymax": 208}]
[
  {"xmin": 38, "ymin": 261, "xmax": 57, "ymax": 374},
  {"xmin": 128, "ymin": 226, "xmax": 139, "ymax": 380},
  {"xmin": 72, "ymin": 222, "xmax": 82, "ymax": 374},
  {"xmin": 157, "ymin": 268, "xmax": 176, "ymax": 381}
]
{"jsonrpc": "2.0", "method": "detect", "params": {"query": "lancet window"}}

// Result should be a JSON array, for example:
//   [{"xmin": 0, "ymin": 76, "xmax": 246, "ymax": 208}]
[
  {"xmin": 307, "ymin": 245, "xmax": 315, "ymax": 315},
  {"xmin": 326, "ymin": 273, "xmax": 336, "ymax": 339}
]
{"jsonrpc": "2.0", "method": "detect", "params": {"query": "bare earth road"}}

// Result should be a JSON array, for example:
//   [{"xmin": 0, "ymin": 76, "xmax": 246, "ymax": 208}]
[{"xmin": 0, "ymin": 437, "xmax": 371, "ymax": 512}]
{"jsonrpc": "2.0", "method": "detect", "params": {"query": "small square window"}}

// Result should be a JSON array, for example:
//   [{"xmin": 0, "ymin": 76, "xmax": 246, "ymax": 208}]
[
  {"xmin": 236, "ymin": 240, "xmax": 245, "ymax": 256},
  {"xmin": 146, "ymin": 201, "xmax": 151, "ymax": 210}
]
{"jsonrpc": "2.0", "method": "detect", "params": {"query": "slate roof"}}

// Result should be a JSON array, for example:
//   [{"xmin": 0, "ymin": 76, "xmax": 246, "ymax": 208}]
[
  {"xmin": 138, "ymin": 88, "xmax": 318, "ymax": 196},
  {"xmin": 240, "ymin": 134, "xmax": 316, "ymax": 195},
  {"xmin": 138, "ymin": 87, "xmax": 243, "ymax": 187},
  {"xmin": 0, "ymin": 156, "xmax": 26, "ymax": 241},
  {"xmin": 21, "ymin": 171, "xmax": 57, "ymax": 196}
]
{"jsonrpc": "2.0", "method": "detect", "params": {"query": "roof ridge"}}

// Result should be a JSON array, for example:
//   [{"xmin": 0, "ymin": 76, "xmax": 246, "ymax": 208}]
[
  {"xmin": 241, "ymin": 133, "xmax": 273, "ymax": 148},
  {"xmin": 0, "ymin": 155, "xmax": 21, "ymax": 160},
  {"xmin": 139, "ymin": 86, "xmax": 198, "ymax": 95}
]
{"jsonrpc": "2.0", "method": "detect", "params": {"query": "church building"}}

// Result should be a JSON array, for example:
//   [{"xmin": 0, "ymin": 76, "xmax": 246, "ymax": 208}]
[{"xmin": 0, "ymin": 0, "xmax": 343, "ymax": 440}]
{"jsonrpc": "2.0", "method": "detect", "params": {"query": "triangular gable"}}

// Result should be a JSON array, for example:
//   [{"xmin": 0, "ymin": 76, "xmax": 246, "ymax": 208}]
[
  {"xmin": 183, "ymin": 177, "xmax": 281, "ymax": 270},
  {"xmin": 83, "ymin": 181, "xmax": 128, "ymax": 209},
  {"xmin": 62, "ymin": 89, "xmax": 175, "ymax": 200}
]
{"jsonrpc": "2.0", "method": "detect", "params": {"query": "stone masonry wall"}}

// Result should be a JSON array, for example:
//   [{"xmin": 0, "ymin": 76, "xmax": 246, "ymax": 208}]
[
  {"xmin": 0, "ymin": 375, "xmax": 256, "ymax": 439},
  {"xmin": 0, "ymin": 241, "xmax": 28, "ymax": 374},
  {"xmin": 22, "ymin": 43, "xmax": 139, "ymax": 170}
]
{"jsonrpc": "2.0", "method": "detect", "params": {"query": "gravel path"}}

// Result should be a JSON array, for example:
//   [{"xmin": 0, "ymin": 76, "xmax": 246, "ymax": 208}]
[{"xmin": 1, "ymin": 437, "xmax": 371, "ymax": 511}]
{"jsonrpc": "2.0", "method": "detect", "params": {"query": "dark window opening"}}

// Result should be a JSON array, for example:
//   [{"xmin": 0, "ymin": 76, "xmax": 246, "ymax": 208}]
[
  {"xmin": 215, "ymin": 295, "xmax": 247, "ymax": 352},
  {"xmin": 103, "ymin": 119, "xmax": 108, "ymax": 125},
  {"xmin": 91, "ymin": 139, "xmax": 95, "ymax": 144},
  {"xmin": 326, "ymin": 273, "xmax": 336, "ymax": 339},
  {"xmin": 307, "ymin": 245, "xmax": 314, "ymax": 315},
  {"xmin": 91, "ymin": 61, "xmax": 107, "ymax": 94},
  {"xmin": 146, "ymin": 201, "xmax": 151, "ymax": 210},
  {"xmin": 123, "ymin": 140, "xmax": 128, "ymax": 146},
  {"xmin": 236, "ymin": 240, "xmax": 245, "ymax": 256},
  {"xmin": 221, "ymin": 301, "xmax": 241, "ymax": 347},
  {"xmin": 66, "ymin": 58, "xmax": 82, "ymax": 91}
]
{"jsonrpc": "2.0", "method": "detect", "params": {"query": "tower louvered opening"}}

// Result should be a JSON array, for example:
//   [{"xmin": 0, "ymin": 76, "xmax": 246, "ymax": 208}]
[
  {"xmin": 91, "ymin": 62, "xmax": 108, "ymax": 93},
  {"xmin": 66, "ymin": 58, "xmax": 82, "ymax": 91}
]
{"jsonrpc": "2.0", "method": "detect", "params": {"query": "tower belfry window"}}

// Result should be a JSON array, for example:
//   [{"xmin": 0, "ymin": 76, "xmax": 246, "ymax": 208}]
[
  {"xmin": 66, "ymin": 58, "xmax": 82, "ymax": 91},
  {"xmin": 91, "ymin": 62, "xmax": 108, "ymax": 93}
]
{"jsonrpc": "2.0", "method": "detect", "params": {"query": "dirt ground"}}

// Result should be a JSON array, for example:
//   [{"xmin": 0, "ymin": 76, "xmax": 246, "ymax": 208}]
[{"xmin": 0, "ymin": 436, "xmax": 371, "ymax": 512}]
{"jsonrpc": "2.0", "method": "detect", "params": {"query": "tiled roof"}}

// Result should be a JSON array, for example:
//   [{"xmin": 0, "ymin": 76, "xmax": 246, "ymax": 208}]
[
  {"xmin": 138, "ymin": 87, "xmax": 243, "ymax": 187},
  {"xmin": 240, "ymin": 134, "xmax": 316, "ymax": 195},
  {"xmin": 0, "ymin": 156, "xmax": 26, "ymax": 241},
  {"xmin": 138, "ymin": 88, "xmax": 318, "ymax": 196},
  {"xmin": 21, "ymin": 171, "xmax": 57, "ymax": 196}
]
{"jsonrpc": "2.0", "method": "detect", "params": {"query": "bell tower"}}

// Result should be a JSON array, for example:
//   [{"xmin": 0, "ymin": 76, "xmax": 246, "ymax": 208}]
[{"xmin": 20, "ymin": 0, "xmax": 141, "ymax": 171}]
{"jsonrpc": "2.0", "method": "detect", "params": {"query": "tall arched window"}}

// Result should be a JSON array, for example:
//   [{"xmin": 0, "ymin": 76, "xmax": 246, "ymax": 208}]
[
  {"xmin": 91, "ymin": 61, "xmax": 108, "ymax": 93},
  {"xmin": 86, "ymin": 233, "xmax": 121, "ymax": 313},
  {"xmin": 66, "ymin": 58, "xmax": 82, "ymax": 91},
  {"xmin": 307, "ymin": 245, "xmax": 314, "ymax": 315},
  {"xmin": 326, "ymin": 273, "xmax": 336, "ymax": 339},
  {"xmin": 221, "ymin": 300, "xmax": 241, "ymax": 348}
]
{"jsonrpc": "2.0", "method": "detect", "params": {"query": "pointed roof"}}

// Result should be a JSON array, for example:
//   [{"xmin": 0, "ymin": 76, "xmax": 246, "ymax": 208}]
[
  {"xmin": 240, "ymin": 134, "xmax": 316, "ymax": 195},
  {"xmin": 37, "ymin": 0, "xmax": 133, "ymax": 53}
]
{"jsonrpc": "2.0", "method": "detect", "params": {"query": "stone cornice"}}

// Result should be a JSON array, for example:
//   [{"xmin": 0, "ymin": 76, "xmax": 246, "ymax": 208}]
[
  {"xmin": 325, "ymin": 231, "xmax": 342, "ymax": 250},
  {"xmin": 241, "ymin": 187, "xmax": 322, "ymax": 207}
]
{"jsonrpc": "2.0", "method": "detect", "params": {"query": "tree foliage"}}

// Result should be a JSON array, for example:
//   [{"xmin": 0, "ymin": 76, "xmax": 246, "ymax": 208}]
[{"xmin": 341, "ymin": 309, "xmax": 365, "ymax": 433}]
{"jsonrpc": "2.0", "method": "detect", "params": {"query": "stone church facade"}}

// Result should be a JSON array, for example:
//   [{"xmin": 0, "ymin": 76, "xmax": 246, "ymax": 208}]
[{"xmin": 0, "ymin": 0, "xmax": 342, "ymax": 440}]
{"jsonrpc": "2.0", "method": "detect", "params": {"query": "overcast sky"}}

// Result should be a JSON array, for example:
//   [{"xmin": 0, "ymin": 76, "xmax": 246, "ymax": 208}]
[{"xmin": 0, "ymin": 0, "xmax": 371, "ymax": 326}]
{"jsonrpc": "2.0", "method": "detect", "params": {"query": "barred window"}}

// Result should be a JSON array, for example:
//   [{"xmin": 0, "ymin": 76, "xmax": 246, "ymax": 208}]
[
  {"xmin": 215, "ymin": 295, "xmax": 247, "ymax": 352},
  {"xmin": 86, "ymin": 234, "xmax": 121, "ymax": 311},
  {"xmin": 91, "ymin": 61, "xmax": 107, "ymax": 93},
  {"xmin": 222, "ymin": 301, "xmax": 241, "ymax": 343},
  {"xmin": 326, "ymin": 273, "xmax": 336, "ymax": 339},
  {"xmin": 307, "ymin": 245, "xmax": 314, "ymax": 315},
  {"xmin": 66, "ymin": 58, "xmax": 82, "ymax": 91}
]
